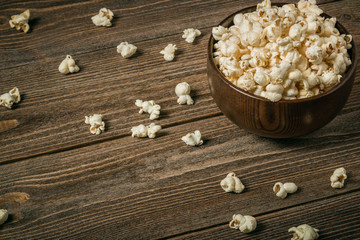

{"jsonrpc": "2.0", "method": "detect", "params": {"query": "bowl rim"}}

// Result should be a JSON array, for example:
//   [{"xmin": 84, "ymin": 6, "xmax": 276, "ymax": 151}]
[{"xmin": 207, "ymin": 3, "xmax": 358, "ymax": 104}]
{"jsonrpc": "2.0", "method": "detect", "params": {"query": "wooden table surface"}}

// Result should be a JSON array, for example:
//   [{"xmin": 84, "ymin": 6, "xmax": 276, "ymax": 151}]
[{"xmin": 1, "ymin": 0, "xmax": 359, "ymax": 239}]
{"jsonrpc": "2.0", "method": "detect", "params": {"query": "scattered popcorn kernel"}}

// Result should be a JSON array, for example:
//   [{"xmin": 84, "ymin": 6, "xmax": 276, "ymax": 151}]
[
  {"xmin": 85, "ymin": 114, "xmax": 105, "ymax": 135},
  {"xmin": 220, "ymin": 172, "xmax": 245, "ymax": 193},
  {"xmin": 131, "ymin": 124, "xmax": 147, "ymax": 138},
  {"xmin": 330, "ymin": 167, "xmax": 347, "ymax": 189},
  {"xmin": 9, "ymin": 9, "xmax": 30, "ymax": 33},
  {"xmin": 273, "ymin": 182, "xmax": 297, "ymax": 199},
  {"xmin": 58, "ymin": 55, "xmax": 80, "ymax": 74},
  {"xmin": 229, "ymin": 214, "xmax": 257, "ymax": 233},
  {"xmin": 0, "ymin": 87, "xmax": 21, "ymax": 109},
  {"xmin": 131, "ymin": 123, "xmax": 161, "ymax": 139},
  {"xmin": 91, "ymin": 8, "xmax": 114, "ymax": 27},
  {"xmin": 0, "ymin": 209, "xmax": 8, "ymax": 225},
  {"xmin": 289, "ymin": 224, "xmax": 319, "ymax": 240},
  {"xmin": 213, "ymin": 0, "xmax": 352, "ymax": 102},
  {"xmin": 135, "ymin": 99, "xmax": 161, "ymax": 120},
  {"xmin": 117, "ymin": 42, "xmax": 137, "ymax": 58},
  {"xmin": 182, "ymin": 28, "xmax": 201, "ymax": 43},
  {"xmin": 181, "ymin": 130, "xmax": 203, "ymax": 146},
  {"xmin": 175, "ymin": 82, "xmax": 194, "ymax": 105},
  {"xmin": 160, "ymin": 44, "xmax": 177, "ymax": 61}
]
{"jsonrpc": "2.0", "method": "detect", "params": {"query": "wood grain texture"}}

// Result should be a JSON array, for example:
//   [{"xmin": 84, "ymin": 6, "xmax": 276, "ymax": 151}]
[
  {"xmin": 0, "ymin": 114, "xmax": 359, "ymax": 239},
  {"xmin": 171, "ymin": 191, "xmax": 360, "ymax": 240},
  {"xmin": 0, "ymin": 0, "xmax": 358, "ymax": 69},
  {"xmin": 0, "ymin": 0, "xmax": 359, "ymax": 239}
]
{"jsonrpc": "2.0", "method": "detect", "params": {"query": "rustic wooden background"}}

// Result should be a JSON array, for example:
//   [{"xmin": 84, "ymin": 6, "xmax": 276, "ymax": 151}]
[{"xmin": 0, "ymin": 0, "xmax": 359, "ymax": 239}]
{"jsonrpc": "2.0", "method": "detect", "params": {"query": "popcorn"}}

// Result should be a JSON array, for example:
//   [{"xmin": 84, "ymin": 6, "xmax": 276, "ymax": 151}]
[
  {"xmin": 175, "ymin": 82, "xmax": 194, "ymax": 105},
  {"xmin": 9, "ymin": 9, "xmax": 30, "ymax": 33},
  {"xmin": 0, "ymin": 209, "xmax": 8, "ymax": 225},
  {"xmin": 160, "ymin": 44, "xmax": 177, "ymax": 61},
  {"xmin": 320, "ymin": 69, "xmax": 341, "ymax": 88},
  {"xmin": 213, "ymin": 0, "xmax": 352, "ymax": 102},
  {"xmin": 330, "ymin": 167, "xmax": 347, "ymax": 188},
  {"xmin": 181, "ymin": 130, "xmax": 203, "ymax": 146},
  {"xmin": 0, "ymin": 87, "xmax": 21, "ymax": 109},
  {"xmin": 131, "ymin": 123, "xmax": 161, "ymax": 139},
  {"xmin": 117, "ymin": 42, "xmax": 137, "ymax": 58},
  {"xmin": 236, "ymin": 72, "xmax": 256, "ymax": 91},
  {"xmin": 305, "ymin": 45, "xmax": 323, "ymax": 64},
  {"xmin": 220, "ymin": 172, "xmax": 245, "ymax": 193},
  {"xmin": 91, "ymin": 8, "xmax": 114, "ymax": 27},
  {"xmin": 261, "ymin": 83, "xmax": 284, "ymax": 102},
  {"xmin": 289, "ymin": 224, "xmax": 319, "ymax": 240},
  {"xmin": 135, "ymin": 99, "xmax": 161, "ymax": 120},
  {"xmin": 254, "ymin": 68, "xmax": 270, "ymax": 86},
  {"xmin": 182, "ymin": 28, "xmax": 201, "ymax": 43},
  {"xmin": 229, "ymin": 214, "xmax": 257, "ymax": 233},
  {"xmin": 85, "ymin": 114, "xmax": 105, "ymax": 135},
  {"xmin": 212, "ymin": 26, "xmax": 228, "ymax": 41},
  {"xmin": 220, "ymin": 57, "xmax": 243, "ymax": 80},
  {"xmin": 58, "ymin": 55, "xmax": 80, "ymax": 74},
  {"xmin": 273, "ymin": 182, "xmax": 298, "ymax": 199},
  {"xmin": 298, "ymin": 0, "xmax": 323, "ymax": 15}
]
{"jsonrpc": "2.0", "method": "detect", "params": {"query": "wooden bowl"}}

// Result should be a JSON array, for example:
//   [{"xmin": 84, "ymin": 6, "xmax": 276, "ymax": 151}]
[{"xmin": 207, "ymin": 5, "xmax": 358, "ymax": 138}]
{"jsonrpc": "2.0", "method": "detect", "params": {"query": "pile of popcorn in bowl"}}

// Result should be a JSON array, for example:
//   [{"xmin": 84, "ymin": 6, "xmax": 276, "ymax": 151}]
[{"xmin": 212, "ymin": 0, "xmax": 353, "ymax": 102}]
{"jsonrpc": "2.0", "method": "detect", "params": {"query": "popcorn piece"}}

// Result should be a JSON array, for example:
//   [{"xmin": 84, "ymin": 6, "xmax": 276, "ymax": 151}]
[
  {"xmin": 117, "ymin": 42, "xmax": 137, "ymax": 58},
  {"xmin": 229, "ymin": 214, "xmax": 257, "ymax": 233},
  {"xmin": 131, "ymin": 123, "xmax": 161, "ymax": 139},
  {"xmin": 9, "ymin": 9, "xmax": 30, "ymax": 33},
  {"xmin": 305, "ymin": 45, "xmax": 323, "ymax": 65},
  {"xmin": 182, "ymin": 28, "xmax": 201, "ymax": 43},
  {"xmin": 135, "ymin": 99, "xmax": 161, "ymax": 120},
  {"xmin": 261, "ymin": 84, "xmax": 284, "ymax": 102},
  {"xmin": 212, "ymin": 26, "xmax": 228, "ymax": 41},
  {"xmin": 330, "ymin": 167, "xmax": 347, "ymax": 189},
  {"xmin": 213, "ymin": 0, "xmax": 352, "ymax": 102},
  {"xmin": 298, "ymin": 0, "xmax": 323, "ymax": 15},
  {"xmin": 58, "ymin": 55, "xmax": 80, "ymax": 74},
  {"xmin": 0, "ymin": 209, "xmax": 8, "ymax": 225},
  {"xmin": 175, "ymin": 82, "xmax": 194, "ymax": 105},
  {"xmin": 220, "ymin": 172, "xmax": 245, "ymax": 193},
  {"xmin": 85, "ymin": 114, "xmax": 105, "ymax": 135},
  {"xmin": 220, "ymin": 56, "xmax": 243, "ymax": 80},
  {"xmin": 289, "ymin": 224, "xmax": 319, "ymax": 240},
  {"xmin": 160, "ymin": 44, "xmax": 177, "ymax": 61},
  {"xmin": 320, "ymin": 70, "xmax": 341, "ymax": 88},
  {"xmin": 269, "ymin": 61, "xmax": 292, "ymax": 83},
  {"xmin": 0, "ymin": 87, "xmax": 21, "ymax": 109},
  {"xmin": 181, "ymin": 130, "xmax": 203, "ymax": 146},
  {"xmin": 236, "ymin": 72, "xmax": 256, "ymax": 91},
  {"xmin": 131, "ymin": 124, "xmax": 147, "ymax": 138},
  {"xmin": 254, "ymin": 68, "xmax": 270, "ymax": 86},
  {"xmin": 91, "ymin": 8, "xmax": 114, "ymax": 27},
  {"xmin": 273, "ymin": 182, "xmax": 298, "ymax": 199}
]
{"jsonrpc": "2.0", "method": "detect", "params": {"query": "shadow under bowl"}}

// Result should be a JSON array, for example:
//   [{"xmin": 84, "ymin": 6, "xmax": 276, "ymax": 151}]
[{"xmin": 207, "ymin": 4, "xmax": 357, "ymax": 138}]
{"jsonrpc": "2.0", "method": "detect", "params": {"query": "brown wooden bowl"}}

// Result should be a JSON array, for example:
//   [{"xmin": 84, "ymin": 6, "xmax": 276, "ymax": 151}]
[{"xmin": 207, "ymin": 4, "xmax": 358, "ymax": 138}]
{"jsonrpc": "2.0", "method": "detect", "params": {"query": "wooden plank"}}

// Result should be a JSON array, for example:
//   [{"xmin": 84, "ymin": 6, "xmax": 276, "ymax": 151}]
[
  {"xmin": 0, "ymin": 0, "xmax": 359, "ymax": 69},
  {"xmin": 0, "ymin": 113, "xmax": 359, "ymax": 239},
  {"xmin": 170, "ymin": 190, "xmax": 360, "ymax": 239}
]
